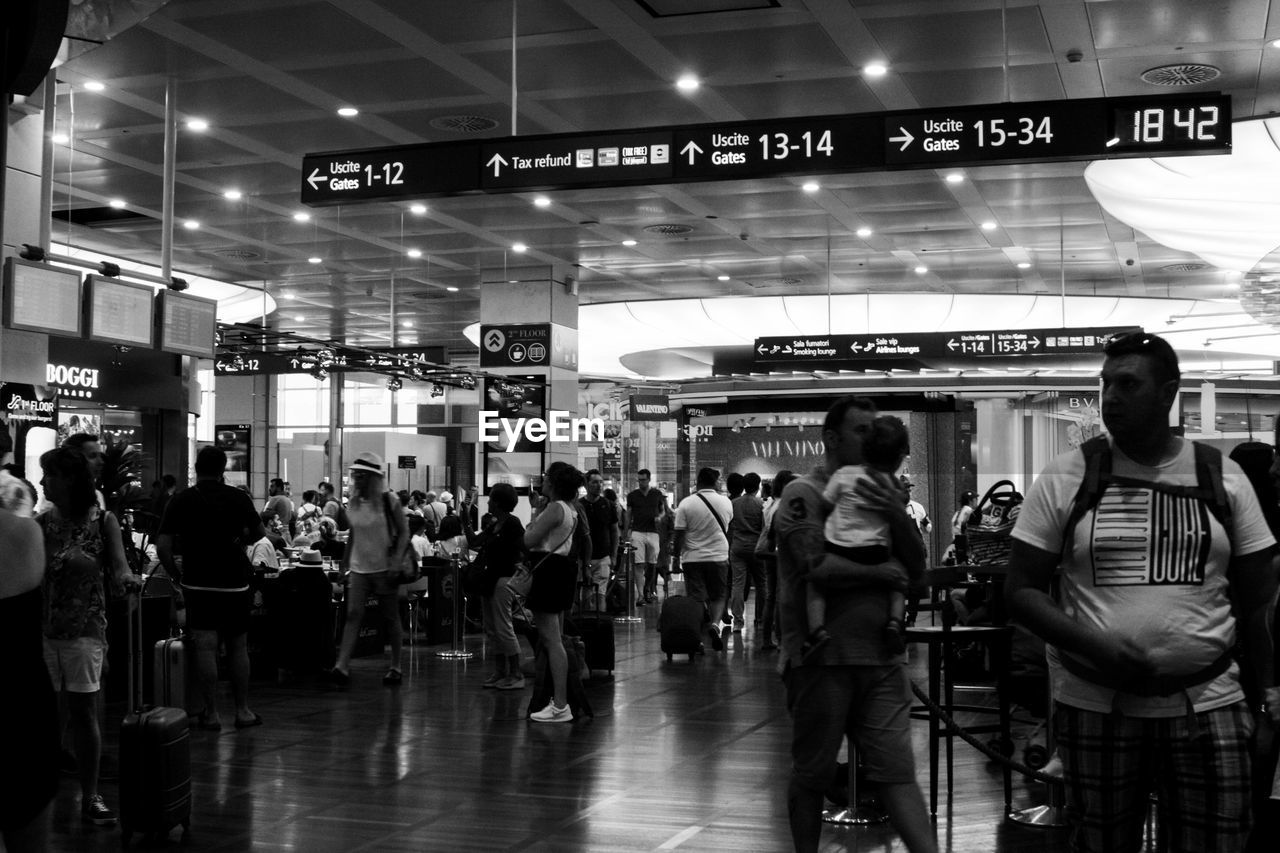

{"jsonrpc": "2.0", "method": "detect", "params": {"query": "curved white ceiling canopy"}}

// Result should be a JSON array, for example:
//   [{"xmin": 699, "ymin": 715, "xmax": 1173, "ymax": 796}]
[
  {"xmin": 467, "ymin": 293, "xmax": 1276, "ymax": 380},
  {"xmin": 1085, "ymin": 116, "xmax": 1280, "ymax": 273}
]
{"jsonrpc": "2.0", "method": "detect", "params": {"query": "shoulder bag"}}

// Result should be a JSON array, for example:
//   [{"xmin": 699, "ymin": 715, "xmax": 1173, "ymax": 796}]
[
  {"xmin": 381, "ymin": 492, "xmax": 420, "ymax": 584},
  {"xmin": 507, "ymin": 508, "xmax": 576, "ymax": 598}
]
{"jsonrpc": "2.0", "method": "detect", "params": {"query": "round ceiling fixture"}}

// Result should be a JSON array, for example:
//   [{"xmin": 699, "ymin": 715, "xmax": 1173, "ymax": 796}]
[
  {"xmin": 1161, "ymin": 262, "xmax": 1209, "ymax": 272},
  {"xmin": 1140, "ymin": 64, "xmax": 1220, "ymax": 86},
  {"xmin": 429, "ymin": 115, "xmax": 499, "ymax": 133},
  {"xmin": 213, "ymin": 247, "xmax": 261, "ymax": 260},
  {"xmin": 746, "ymin": 277, "xmax": 802, "ymax": 288},
  {"xmin": 643, "ymin": 223, "xmax": 694, "ymax": 236}
]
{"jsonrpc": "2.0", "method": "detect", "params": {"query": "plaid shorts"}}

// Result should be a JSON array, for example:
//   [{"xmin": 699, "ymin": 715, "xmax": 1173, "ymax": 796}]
[{"xmin": 1053, "ymin": 701, "xmax": 1254, "ymax": 853}]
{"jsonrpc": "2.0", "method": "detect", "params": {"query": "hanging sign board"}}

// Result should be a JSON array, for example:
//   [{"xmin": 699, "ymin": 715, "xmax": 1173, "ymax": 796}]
[{"xmin": 302, "ymin": 93, "xmax": 1230, "ymax": 204}]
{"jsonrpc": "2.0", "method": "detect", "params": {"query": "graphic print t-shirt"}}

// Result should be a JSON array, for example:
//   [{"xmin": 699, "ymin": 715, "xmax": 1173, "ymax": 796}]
[{"xmin": 1012, "ymin": 438, "xmax": 1274, "ymax": 716}]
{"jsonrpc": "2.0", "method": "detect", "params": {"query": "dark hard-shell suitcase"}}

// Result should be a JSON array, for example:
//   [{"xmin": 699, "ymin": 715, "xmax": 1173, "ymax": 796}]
[
  {"xmin": 569, "ymin": 613, "xmax": 615, "ymax": 676},
  {"xmin": 659, "ymin": 595, "xmax": 705, "ymax": 661},
  {"xmin": 121, "ymin": 591, "xmax": 192, "ymax": 846},
  {"xmin": 526, "ymin": 634, "xmax": 593, "ymax": 721}
]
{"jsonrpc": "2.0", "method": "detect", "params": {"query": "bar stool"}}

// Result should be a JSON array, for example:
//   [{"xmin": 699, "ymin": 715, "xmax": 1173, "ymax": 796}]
[{"xmin": 905, "ymin": 566, "xmax": 1013, "ymax": 817}]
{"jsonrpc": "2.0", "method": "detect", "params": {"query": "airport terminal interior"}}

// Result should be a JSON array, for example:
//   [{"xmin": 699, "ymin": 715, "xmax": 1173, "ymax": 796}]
[{"xmin": 4, "ymin": 0, "xmax": 1280, "ymax": 851}]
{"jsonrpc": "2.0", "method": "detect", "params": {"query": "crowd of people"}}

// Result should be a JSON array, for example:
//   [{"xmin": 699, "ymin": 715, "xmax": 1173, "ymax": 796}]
[{"xmin": 5, "ymin": 335, "xmax": 1280, "ymax": 852}]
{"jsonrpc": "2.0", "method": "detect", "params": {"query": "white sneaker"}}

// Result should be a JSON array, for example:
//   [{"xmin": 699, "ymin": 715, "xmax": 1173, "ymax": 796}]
[{"xmin": 529, "ymin": 700, "xmax": 572, "ymax": 723}]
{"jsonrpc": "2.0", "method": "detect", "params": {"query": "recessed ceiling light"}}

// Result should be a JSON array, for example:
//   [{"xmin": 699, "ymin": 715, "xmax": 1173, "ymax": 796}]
[
  {"xmin": 981, "ymin": 220, "xmax": 997, "ymax": 231},
  {"xmin": 52, "ymin": 133, "xmax": 69, "ymax": 144},
  {"xmin": 223, "ymin": 189, "xmax": 242, "ymax": 200},
  {"xmin": 407, "ymin": 249, "xmax": 422, "ymax": 258},
  {"xmin": 402, "ymin": 320, "xmax": 414, "ymax": 328},
  {"xmin": 292, "ymin": 211, "xmax": 310, "ymax": 222},
  {"xmin": 512, "ymin": 243, "xmax": 527, "ymax": 253},
  {"xmin": 108, "ymin": 199, "xmax": 126, "ymax": 209},
  {"xmin": 717, "ymin": 275, "xmax": 730, "ymax": 281},
  {"xmin": 182, "ymin": 220, "xmax": 199, "ymax": 230},
  {"xmin": 534, "ymin": 196, "xmax": 551, "ymax": 208},
  {"xmin": 863, "ymin": 63, "xmax": 888, "ymax": 78},
  {"xmin": 945, "ymin": 173, "xmax": 964, "ymax": 184},
  {"xmin": 409, "ymin": 203, "xmax": 427, "ymax": 215},
  {"xmin": 307, "ymin": 256, "xmax": 322, "ymax": 264},
  {"xmin": 1272, "ymin": 38, "xmax": 1280, "ymax": 48},
  {"xmin": 802, "ymin": 181, "xmax": 820, "ymax": 193},
  {"xmin": 676, "ymin": 74, "xmax": 700, "ymax": 92},
  {"xmin": 281, "ymin": 292, "xmax": 294, "ymax": 300},
  {"xmin": 856, "ymin": 227, "xmax": 872, "ymax": 238},
  {"xmin": 337, "ymin": 106, "xmax": 359, "ymax": 117},
  {"xmin": 622, "ymin": 239, "xmax": 637, "ymax": 247},
  {"xmin": 446, "ymin": 286, "xmax": 459, "ymax": 292},
  {"xmin": 185, "ymin": 118, "xmax": 209, "ymax": 132},
  {"xmin": 1017, "ymin": 262, "xmax": 1032, "ymax": 269},
  {"xmin": 293, "ymin": 315, "xmax": 305, "ymax": 322},
  {"xmin": 83, "ymin": 81, "xmax": 105, "ymax": 92},
  {"xmin": 914, "ymin": 265, "xmax": 928, "ymax": 274}
]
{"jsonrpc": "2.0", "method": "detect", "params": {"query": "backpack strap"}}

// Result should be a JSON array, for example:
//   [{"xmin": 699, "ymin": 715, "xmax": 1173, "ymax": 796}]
[
  {"xmin": 1192, "ymin": 441, "xmax": 1232, "ymax": 535},
  {"xmin": 1061, "ymin": 435, "xmax": 1111, "ymax": 558}
]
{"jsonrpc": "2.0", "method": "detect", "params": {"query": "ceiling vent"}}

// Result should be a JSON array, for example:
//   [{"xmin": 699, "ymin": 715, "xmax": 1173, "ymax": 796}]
[
  {"xmin": 213, "ymin": 247, "xmax": 261, "ymax": 260},
  {"xmin": 746, "ymin": 277, "xmax": 802, "ymax": 288},
  {"xmin": 429, "ymin": 115, "xmax": 499, "ymax": 133},
  {"xmin": 1161, "ymin": 262, "xmax": 1209, "ymax": 272},
  {"xmin": 1140, "ymin": 64, "xmax": 1220, "ymax": 86},
  {"xmin": 643, "ymin": 223, "xmax": 694, "ymax": 237}
]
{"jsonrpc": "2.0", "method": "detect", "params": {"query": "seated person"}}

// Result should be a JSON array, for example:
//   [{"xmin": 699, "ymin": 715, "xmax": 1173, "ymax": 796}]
[
  {"xmin": 260, "ymin": 510, "xmax": 288, "ymax": 552},
  {"xmin": 246, "ymin": 528, "xmax": 281, "ymax": 571},
  {"xmin": 312, "ymin": 517, "xmax": 345, "ymax": 560},
  {"xmin": 408, "ymin": 515, "xmax": 433, "ymax": 561}
]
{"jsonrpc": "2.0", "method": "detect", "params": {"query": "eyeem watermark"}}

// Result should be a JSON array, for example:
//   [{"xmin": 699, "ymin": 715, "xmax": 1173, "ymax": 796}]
[{"xmin": 479, "ymin": 410, "xmax": 605, "ymax": 452}]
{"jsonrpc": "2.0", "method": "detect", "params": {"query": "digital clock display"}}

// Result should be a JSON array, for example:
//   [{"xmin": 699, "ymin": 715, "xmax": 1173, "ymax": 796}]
[{"xmin": 1109, "ymin": 96, "xmax": 1231, "ymax": 152}]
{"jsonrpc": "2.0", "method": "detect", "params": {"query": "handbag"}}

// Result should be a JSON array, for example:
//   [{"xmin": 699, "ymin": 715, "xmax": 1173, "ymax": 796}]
[
  {"xmin": 965, "ymin": 480, "xmax": 1024, "ymax": 566},
  {"xmin": 506, "ymin": 510, "xmax": 576, "ymax": 597},
  {"xmin": 381, "ymin": 492, "xmax": 421, "ymax": 584}
]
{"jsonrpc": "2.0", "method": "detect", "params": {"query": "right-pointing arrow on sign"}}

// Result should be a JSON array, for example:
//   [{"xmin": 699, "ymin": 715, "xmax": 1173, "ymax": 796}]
[
  {"xmin": 889, "ymin": 127, "xmax": 915, "ymax": 152},
  {"xmin": 487, "ymin": 153, "xmax": 508, "ymax": 177},
  {"xmin": 681, "ymin": 141, "xmax": 703, "ymax": 164}
]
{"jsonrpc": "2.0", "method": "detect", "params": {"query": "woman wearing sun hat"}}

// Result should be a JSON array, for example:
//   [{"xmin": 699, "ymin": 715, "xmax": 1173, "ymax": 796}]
[{"xmin": 330, "ymin": 451, "xmax": 410, "ymax": 687}]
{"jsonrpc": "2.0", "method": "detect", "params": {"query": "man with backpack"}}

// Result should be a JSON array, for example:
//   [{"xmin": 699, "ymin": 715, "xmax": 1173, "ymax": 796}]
[{"xmin": 1008, "ymin": 331, "xmax": 1279, "ymax": 852}]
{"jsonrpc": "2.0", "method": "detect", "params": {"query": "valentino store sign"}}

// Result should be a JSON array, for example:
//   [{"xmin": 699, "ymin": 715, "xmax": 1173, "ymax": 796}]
[{"xmin": 628, "ymin": 394, "xmax": 670, "ymax": 422}]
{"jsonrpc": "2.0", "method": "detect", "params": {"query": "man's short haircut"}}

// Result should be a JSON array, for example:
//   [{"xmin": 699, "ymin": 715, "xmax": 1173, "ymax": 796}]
[
  {"xmin": 270, "ymin": 477, "xmax": 285, "ymax": 489},
  {"xmin": 637, "ymin": 468, "xmax": 651, "ymax": 478},
  {"xmin": 194, "ymin": 445, "xmax": 227, "ymax": 477},
  {"xmin": 696, "ymin": 467, "xmax": 719, "ymax": 489},
  {"xmin": 161, "ymin": 474, "xmax": 176, "ymax": 488},
  {"xmin": 862, "ymin": 415, "xmax": 910, "ymax": 472},
  {"xmin": 408, "ymin": 515, "xmax": 427, "ymax": 536},
  {"xmin": 62, "ymin": 432, "xmax": 100, "ymax": 451},
  {"xmin": 743, "ymin": 472, "xmax": 761, "ymax": 494},
  {"xmin": 585, "ymin": 468, "xmax": 601, "ymax": 479},
  {"xmin": 424, "ymin": 490, "xmax": 437, "ymax": 503},
  {"xmin": 317, "ymin": 481, "xmax": 334, "ymax": 496},
  {"xmin": 822, "ymin": 396, "xmax": 877, "ymax": 436},
  {"xmin": 1103, "ymin": 330, "xmax": 1181, "ymax": 385}
]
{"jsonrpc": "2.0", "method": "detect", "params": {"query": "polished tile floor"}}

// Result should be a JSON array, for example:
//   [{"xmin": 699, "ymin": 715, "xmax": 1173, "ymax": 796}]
[{"xmin": 49, "ymin": 609, "xmax": 1078, "ymax": 852}]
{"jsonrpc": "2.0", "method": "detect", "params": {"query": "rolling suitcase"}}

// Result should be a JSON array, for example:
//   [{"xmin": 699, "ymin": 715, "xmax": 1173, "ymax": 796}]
[
  {"xmin": 659, "ymin": 595, "xmax": 705, "ymax": 661},
  {"xmin": 121, "ymin": 591, "xmax": 192, "ymax": 846},
  {"xmin": 152, "ymin": 635, "xmax": 195, "ymax": 713}
]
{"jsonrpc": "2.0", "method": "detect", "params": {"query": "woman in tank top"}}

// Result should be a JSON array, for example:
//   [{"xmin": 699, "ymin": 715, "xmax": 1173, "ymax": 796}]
[{"xmin": 523, "ymin": 461, "xmax": 586, "ymax": 723}]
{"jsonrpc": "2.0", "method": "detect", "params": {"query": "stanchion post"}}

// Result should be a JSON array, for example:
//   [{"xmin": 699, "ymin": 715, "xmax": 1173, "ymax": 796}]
[
  {"xmin": 437, "ymin": 550, "xmax": 473, "ymax": 660},
  {"xmin": 1007, "ymin": 679, "xmax": 1066, "ymax": 826},
  {"xmin": 822, "ymin": 743, "xmax": 888, "ymax": 826},
  {"xmin": 615, "ymin": 541, "xmax": 641, "ymax": 624}
]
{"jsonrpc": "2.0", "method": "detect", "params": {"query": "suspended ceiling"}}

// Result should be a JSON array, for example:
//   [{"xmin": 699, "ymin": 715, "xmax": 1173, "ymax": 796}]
[{"xmin": 39, "ymin": 0, "xmax": 1280, "ymax": 379}]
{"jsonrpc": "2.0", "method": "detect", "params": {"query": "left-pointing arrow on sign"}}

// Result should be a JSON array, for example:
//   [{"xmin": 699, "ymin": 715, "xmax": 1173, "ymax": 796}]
[
  {"xmin": 487, "ymin": 153, "xmax": 509, "ymax": 176},
  {"xmin": 307, "ymin": 168, "xmax": 327, "ymax": 189}
]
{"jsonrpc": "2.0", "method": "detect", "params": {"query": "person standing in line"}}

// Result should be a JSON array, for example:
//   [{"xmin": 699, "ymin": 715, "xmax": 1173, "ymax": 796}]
[
  {"xmin": 264, "ymin": 477, "xmax": 295, "ymax": 538},
  {"xmin": 461, "ymin": 483, "xmax": 527, "ymax": 690},
  {"xmin": 0, "ymin": 422, "xmax": 56, "ymax": 851},
  {"xmin": 157, "ymin": 446, "xmax": 265, "ymax": 731},
  {"xmin": 1007, "ymin": 331, "xmax": 1277, "ymax": 853},
  {"xmin": 729, "ymin": 472, "xmax": 765, "ymax": 632},
  {"xmin": 578, "ymin": 469, "xmax": 619, "ymax": 612},
  {"xmin": 525, "ymin": 462, "xmax": 587, "ymax": 722},
  {"xmin": 625, "ymin": 469, "xmax": 666, "ymax": 607},
  {"xmin": 775, "ymin": 396, "xmax": 934, "ymax": 853},
  {"xmin": 39, "ymin": 447, "xmax": 141, "ymax": 827},
  {"xmin": 672, "ymin": 467, "xmax": 734, "ymax": 652},
  {"xmin": 756, "ymin": 470, "xmax": 798, "ymax": 651},
  {"xmin": 329, "ymin": 452, "xmax": 410, "ymax": 687}
]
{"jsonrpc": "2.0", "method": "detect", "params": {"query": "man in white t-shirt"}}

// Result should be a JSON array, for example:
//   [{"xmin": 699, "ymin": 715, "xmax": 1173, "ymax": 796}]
[
  {"xmin": 672, "ymin": 466, "xmax": 734, "ymax": 652},
  {"xmin": 1007, "ymin": 331, "xmax": 1279, "ymax": 853}
]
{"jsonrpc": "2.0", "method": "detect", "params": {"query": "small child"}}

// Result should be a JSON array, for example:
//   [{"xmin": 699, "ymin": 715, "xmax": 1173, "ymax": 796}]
[{"xmin": 805, "ymin": 415, "xmax": 911, "ymax": 659}]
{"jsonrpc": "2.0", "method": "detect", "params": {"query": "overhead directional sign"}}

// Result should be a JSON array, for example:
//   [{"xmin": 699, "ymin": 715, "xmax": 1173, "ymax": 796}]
[
  {"xmin": 301, "ymin": 93, "xmax": 1230, "ymax": 205},
  {"xmin": 752, "ymin": 326, "xmax": 1141, "ymax": 366},
  {"xmin": 213, "ymin": 345, "xmax": 447, "ymax": 376}
]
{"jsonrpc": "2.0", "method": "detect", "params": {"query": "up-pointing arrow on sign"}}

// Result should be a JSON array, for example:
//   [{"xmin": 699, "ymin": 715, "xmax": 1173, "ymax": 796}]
[
  {"xmin": 889, "ymin": 127, "xmax": 915, "ymax": 152},
  {"xmin": 681, "ymin": 141, "xmax": 703, "ymax": 164},
  {"xmin": 487, "ymin": 153, "xmax": 508, "ymax": 177},
  {"xmin": 307, "ymin": 168, "xmax": 327, "ymax": 190}
]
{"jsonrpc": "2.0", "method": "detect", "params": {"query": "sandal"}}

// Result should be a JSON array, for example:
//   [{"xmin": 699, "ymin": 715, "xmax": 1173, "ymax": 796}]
[
  {"xmin": 233, "ymin": 712, "xmax": 263, "ymax": 730},
  {"xmin": 193, "ymin": 710, "xmax": 222, "ymax": 731}
]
